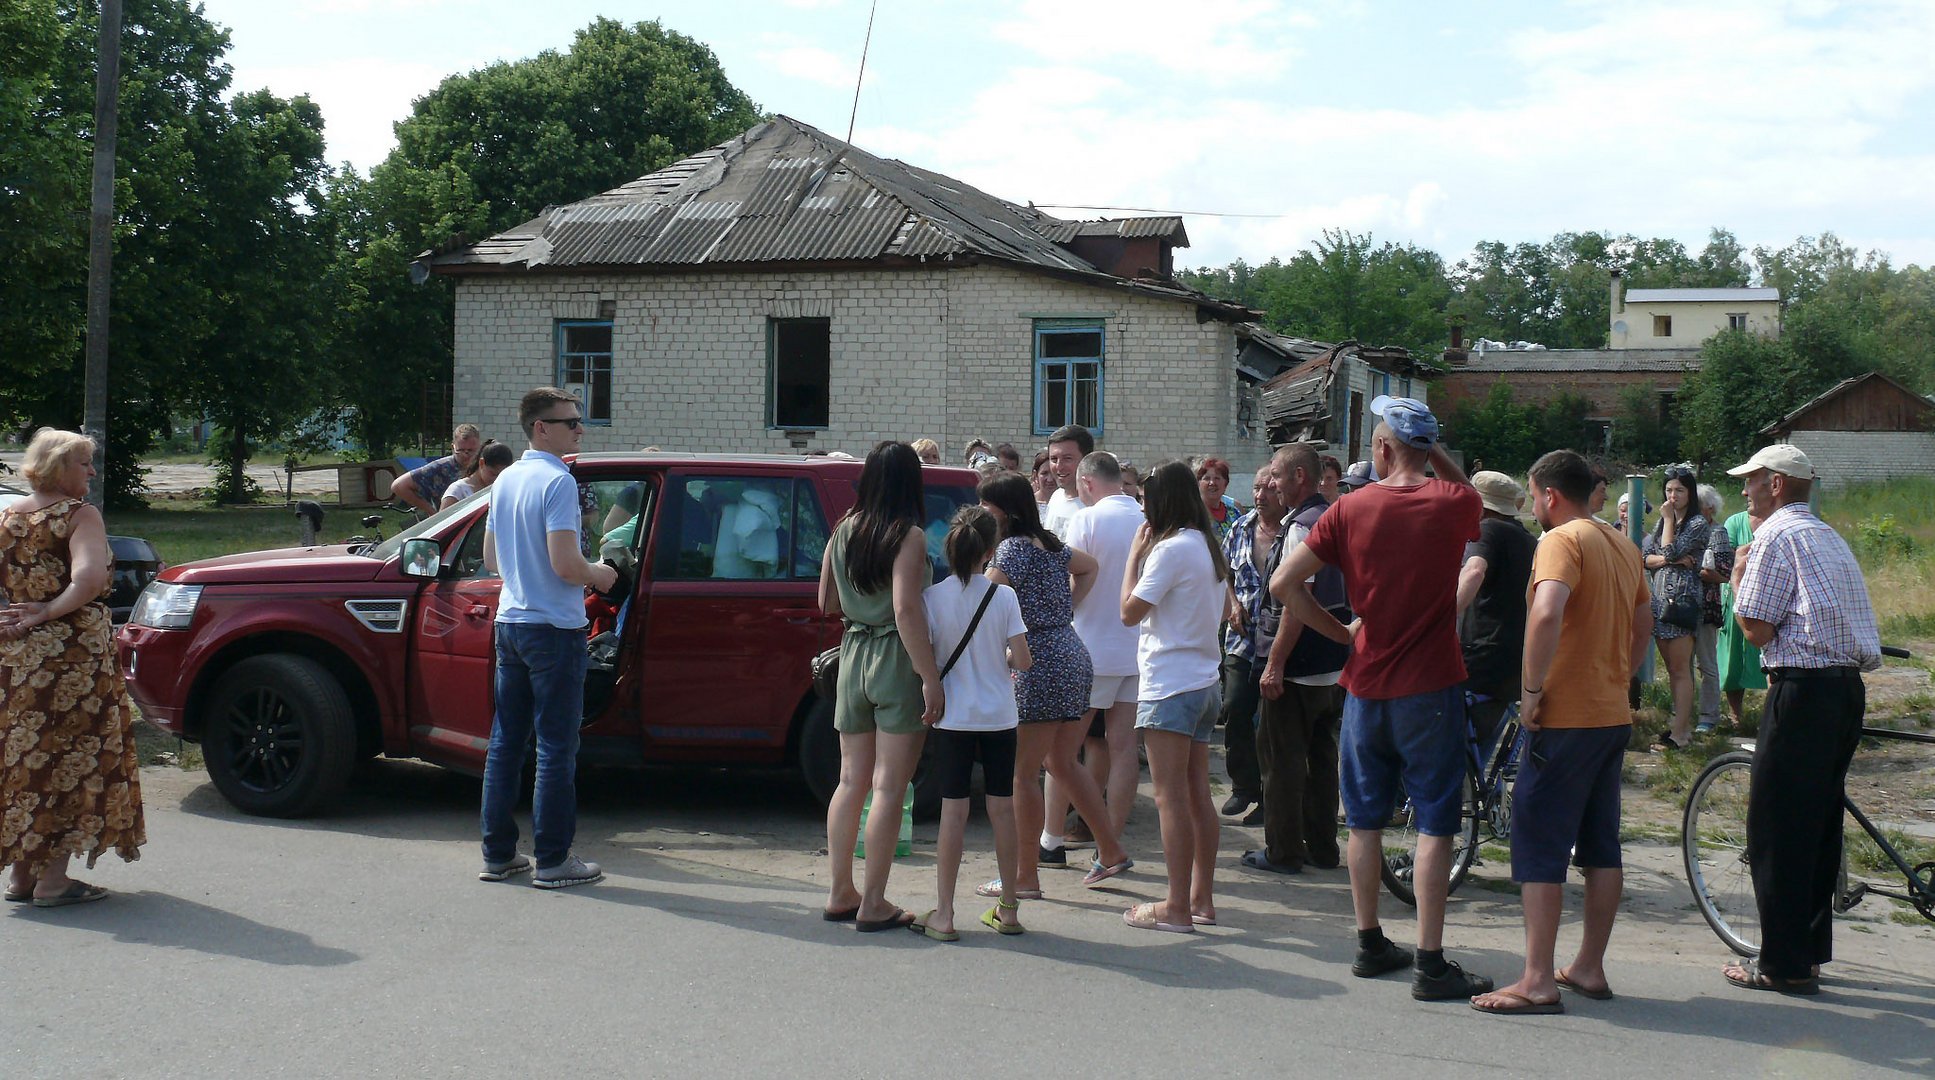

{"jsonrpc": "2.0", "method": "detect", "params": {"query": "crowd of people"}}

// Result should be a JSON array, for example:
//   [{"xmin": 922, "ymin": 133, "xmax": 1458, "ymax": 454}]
[{"xmin": 0, "ymin": 391, "xmax": 1886, "ymax": 1013}]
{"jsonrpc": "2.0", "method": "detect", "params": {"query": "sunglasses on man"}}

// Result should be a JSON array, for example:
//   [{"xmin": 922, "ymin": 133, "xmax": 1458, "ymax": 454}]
[{"xmin": 538, "ymin": 415, "xmax": 584, "ymax": 430}]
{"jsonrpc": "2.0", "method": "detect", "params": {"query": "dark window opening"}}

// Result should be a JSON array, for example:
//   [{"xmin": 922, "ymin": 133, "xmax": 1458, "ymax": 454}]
[
  {"xmin": 557, "ymin": 320, "xmax": 613, "ymax": 423},
  {"xmin": 770, "ymin": 318, "xmax": 831, "ymax": 429}
]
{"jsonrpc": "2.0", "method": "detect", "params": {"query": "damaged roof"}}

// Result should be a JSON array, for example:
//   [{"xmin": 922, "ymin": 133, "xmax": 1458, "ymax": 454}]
[{"xmin": 424, "ymin": 116, "xmax": 1247, "ymax": 318}]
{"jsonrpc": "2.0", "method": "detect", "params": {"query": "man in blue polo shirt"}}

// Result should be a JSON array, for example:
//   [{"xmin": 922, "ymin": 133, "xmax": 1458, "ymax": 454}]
[{"xmin": 478, "ymin": 386, "xmax": 618, "ymax": 889}]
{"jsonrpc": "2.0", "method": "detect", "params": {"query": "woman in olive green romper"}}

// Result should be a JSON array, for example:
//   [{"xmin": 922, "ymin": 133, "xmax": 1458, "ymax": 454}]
[{"xmin": 818, "ymin": 441, "xmax": 945, "ymax": 931}]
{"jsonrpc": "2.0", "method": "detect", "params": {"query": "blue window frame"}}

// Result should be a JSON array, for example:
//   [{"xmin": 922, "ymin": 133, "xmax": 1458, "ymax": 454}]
[
  {"xmin": 1033, "ymin": 319, "xmax": 1104, "ymax": 435},
  {"xmin": 556, "ymin": 320, "xmax": 613, "ymax": 424}
]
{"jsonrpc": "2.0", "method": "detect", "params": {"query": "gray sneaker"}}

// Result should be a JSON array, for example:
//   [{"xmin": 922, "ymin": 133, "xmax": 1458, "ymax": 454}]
[
  {"xmin": 533, "ymin": 854, "xmax": 604, "ymax": 889},
  {"xmin": 479, "ymin": 854, "xmax": 533, "ymax": 882}
]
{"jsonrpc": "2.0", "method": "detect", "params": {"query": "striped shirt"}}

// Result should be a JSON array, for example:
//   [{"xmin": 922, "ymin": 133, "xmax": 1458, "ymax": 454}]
[{"xmin": 1733, "ymin": 503, "xmax": 1881, "ymax": 671}]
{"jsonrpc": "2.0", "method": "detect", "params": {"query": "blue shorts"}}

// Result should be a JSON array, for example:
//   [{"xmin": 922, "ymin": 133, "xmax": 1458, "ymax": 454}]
[
  {"xmin": 1509, "ymin": 725, "xmax": 1630, "ymax": 883},
  {"xmin": 1339, "ymin": 686, "xmax": 1467, "ymax": 836},
  {"xmin": 1135, "ymin": 684, "xmax": 1222, "ymax": 743}
]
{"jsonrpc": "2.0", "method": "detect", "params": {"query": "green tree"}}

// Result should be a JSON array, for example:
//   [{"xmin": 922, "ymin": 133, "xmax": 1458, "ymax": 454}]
[
  {"xmin": 1610, "ymin": 383, "xmax": 1679, "ymax": 465},
  {"xmin": 331, "ymin": 18, "xmax": 762, "ymax": 455}
]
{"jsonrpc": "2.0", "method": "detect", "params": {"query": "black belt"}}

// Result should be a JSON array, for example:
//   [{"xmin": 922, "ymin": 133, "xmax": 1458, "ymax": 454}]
[{"xmin": 1763, "ymin": 666, "xmax": 1859, "ymax": 680}]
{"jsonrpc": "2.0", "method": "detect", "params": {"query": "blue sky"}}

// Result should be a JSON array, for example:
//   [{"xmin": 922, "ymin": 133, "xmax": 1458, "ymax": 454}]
[{"xmin": 198, "ymin": 0, "xmax": 1935, "ymax": 271}]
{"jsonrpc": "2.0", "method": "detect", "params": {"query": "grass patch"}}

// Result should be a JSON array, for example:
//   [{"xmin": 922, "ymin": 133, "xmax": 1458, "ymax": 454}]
[
  {"xmin": 105, "ymin": 497, "xmax": 310, "ymax": 565},
  {"xmin": 1889, "ymin": 909, "xmax": 1927, "ymax": 928},
  {"xmin": 1620, "ymin": 821, "xmax": 1680, "ymax": 845},
  {"xmin": 1847, "ymin": 826, "xmax": 1935, "ymax": 876},
  {"xmin": 133, "ymin": 718, "xmax": 204, "ymax": 771},
  {"xmin": 1472, "ymin": 877, "xmax": 1521, "ymax": 897},
  {"xmin": 1480, "ymin": 844, "xmax": 1511, "ymax": 864}
]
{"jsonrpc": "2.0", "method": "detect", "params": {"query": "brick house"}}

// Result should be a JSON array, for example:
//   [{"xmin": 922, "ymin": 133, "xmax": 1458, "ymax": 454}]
[
  {"xmin": 1760, "ymin": 370, "xmax": 1935, "ymax": 487},
  {"xmin": 420, "ymin": 117, "xmax": 1265, "ymax": 472},
  {"xmin": 1435, "ymin": 276, "xmax": 1782, "ymax": 448}
]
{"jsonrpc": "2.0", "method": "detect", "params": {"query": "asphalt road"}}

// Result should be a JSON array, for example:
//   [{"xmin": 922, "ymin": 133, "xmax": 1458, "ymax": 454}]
[{"xmin": 3, "ymin": 760, "xmax": 1930, "ymax": 1079}]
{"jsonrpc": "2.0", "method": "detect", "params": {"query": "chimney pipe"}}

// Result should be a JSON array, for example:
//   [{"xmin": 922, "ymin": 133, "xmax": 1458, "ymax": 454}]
[{"xmin": 1610, "ymin": 269, "xmax": 1624, "ymax": 315}]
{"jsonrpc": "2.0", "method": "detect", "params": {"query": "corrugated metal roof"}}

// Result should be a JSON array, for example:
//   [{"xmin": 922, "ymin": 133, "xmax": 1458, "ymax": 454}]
[
  {"xmin": 427, "ymin": 116, "xmax": 1190, "ymax": 283},
  {"xmin": 1623, "ymin": 287, "xmax": 1780, "ymax": 303},
  {"xmin": 1036, "ymin": 216, "xmax": 1188, "ymax": 244},
  {"xmin": 1450, "ymin": 347, "xmax": 1703, "ymax": 373}
]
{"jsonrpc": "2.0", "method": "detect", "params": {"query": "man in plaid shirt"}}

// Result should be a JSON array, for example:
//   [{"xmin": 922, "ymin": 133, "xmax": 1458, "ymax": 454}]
[
  {"xmin": 1723, "ymin": 443, "xmax": 1880, "ymax": 996},
  {"xmin": 1214, "ymin": 464, "xmax": 1285, "ymax": 821}
]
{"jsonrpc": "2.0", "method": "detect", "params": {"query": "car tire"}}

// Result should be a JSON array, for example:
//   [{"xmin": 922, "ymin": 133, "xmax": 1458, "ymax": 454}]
[
  {"xmin": 798, "ymin": 695, "xmax": 942, "ymax": 822},
  {"xmin": 203, "ymin": 654, "xmax": 357, "ymax": 818}
]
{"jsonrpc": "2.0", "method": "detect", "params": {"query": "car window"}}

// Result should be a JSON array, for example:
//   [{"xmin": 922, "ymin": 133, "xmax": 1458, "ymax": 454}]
[
  {"xmin": 921, "ymin": 483, "xmax": 979, "ymax": 583},
  {"xmin": 585, "ymin": 479, "xmax": 653, "ymax": 565},
  {"xmin": 654, "ymin": 475, "xmax": 818, "ymax": 582},
  {"xmin": 450, "ymin": 519, "xmax": 494, "ymax": 580}
]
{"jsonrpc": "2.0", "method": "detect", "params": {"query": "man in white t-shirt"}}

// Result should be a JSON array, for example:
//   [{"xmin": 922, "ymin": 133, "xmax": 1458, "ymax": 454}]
[
  {"xmin": 1041, "ymin": 424, "xmax": 1093, "ymax": 539},
  {"xmin": 1040, "ymin": 451, "xmax": 1146, "ymax": 864}
]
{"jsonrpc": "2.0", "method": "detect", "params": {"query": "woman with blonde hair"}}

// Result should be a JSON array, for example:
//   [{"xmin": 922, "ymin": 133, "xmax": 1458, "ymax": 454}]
[{"xmin": 2, "ymin": 429, "xmax": 146, "ymax": 907}]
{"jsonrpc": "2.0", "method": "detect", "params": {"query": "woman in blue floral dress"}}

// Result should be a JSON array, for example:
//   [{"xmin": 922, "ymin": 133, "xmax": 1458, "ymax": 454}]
[
  {"xmin": 1641, "ymin": 466, "xmax": 1709, "ymax": 750},
  {"xmin": 974, "ymin": 473, "xmax": 1133, "ymax": 900}
]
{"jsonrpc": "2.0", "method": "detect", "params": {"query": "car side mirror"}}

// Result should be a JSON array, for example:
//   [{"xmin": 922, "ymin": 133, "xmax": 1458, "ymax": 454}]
[{"xmin": 400, "ymin": 538, "xmax": 442, "ymax": 579}]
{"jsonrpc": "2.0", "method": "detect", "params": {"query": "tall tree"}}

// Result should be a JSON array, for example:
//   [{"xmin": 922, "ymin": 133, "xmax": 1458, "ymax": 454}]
[{"xmin": 330, "ymin": 17, "xmax": 763, "ymax": 455}]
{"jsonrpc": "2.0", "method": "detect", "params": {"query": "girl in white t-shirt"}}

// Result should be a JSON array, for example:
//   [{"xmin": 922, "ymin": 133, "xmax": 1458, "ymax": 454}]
[
  {"xmin": 1119, "ymin": 460, "xmax": 1232, "ymax": 934},
  {"xmin": 914, "ymin": 507, "xmax": 1033, "ymax": 941}
]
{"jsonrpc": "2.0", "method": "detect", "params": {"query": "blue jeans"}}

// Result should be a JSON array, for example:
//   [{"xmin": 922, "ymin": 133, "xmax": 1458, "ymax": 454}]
[{"xmin": 481, "ymin": 622, "xmax": 588, "ymax": 869}]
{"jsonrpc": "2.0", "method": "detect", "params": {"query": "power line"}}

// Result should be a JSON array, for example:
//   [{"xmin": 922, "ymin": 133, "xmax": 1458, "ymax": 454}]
[{"xmin": 1032, "ymin": 203, "xmax": 1290, "ymax": 219}]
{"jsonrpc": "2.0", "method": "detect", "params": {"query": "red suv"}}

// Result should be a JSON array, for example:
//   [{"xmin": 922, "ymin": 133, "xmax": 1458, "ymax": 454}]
[{"xmin": 116, "ymin": 453, "xmax": 981, "ymax": 817}]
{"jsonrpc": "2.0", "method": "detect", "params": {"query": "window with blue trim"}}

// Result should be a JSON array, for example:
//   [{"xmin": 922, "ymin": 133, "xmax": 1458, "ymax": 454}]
[
  {"xmin": 556, "ymin": 320, "xmax": 613, "ymax": 423},
  {"xmin": 1033, "ymin": 320, "xmax": 1104, "ymax": 434}
]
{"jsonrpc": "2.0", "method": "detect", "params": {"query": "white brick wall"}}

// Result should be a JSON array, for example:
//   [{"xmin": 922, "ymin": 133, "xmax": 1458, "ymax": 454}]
[
  {"xmin": 450, "ymin": 264, "xmax": 1268, "ymax": 474},
  {"xmin": 1783, "ymin": 430, "xmax": 1935, "ymax": 489}
]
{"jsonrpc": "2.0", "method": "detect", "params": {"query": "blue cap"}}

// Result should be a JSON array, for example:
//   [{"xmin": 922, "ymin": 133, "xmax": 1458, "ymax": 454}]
[{"xmin": 1370, "ymin": 395, "xmax": 1438, "ymax": 450}]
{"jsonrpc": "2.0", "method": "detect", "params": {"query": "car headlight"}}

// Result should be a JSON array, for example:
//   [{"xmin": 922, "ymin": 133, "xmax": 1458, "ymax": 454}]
[{"xmin": 130, "ymin": 582, "xmax": 203, "ymax": 629}]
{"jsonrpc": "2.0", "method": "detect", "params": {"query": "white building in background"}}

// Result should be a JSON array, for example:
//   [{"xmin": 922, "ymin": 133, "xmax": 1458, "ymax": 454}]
[{"xmin": 1608, "ymin": 271, "xmax": 1781, "ymax": 349}]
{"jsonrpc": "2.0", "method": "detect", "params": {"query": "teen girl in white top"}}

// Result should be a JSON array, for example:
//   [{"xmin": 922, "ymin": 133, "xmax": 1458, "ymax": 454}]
[
  {"xmin": 917, "ymin": 507, "xmax": 1032, "ymax": 940},
  {"xmin": 1118, "ymin": 460, "xmax": 1231, "ymax": 934}
]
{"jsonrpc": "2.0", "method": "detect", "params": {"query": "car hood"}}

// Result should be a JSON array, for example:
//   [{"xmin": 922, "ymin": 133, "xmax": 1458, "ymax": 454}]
[{"xmin": 161, "ymin": 545, "xmax": 388, "ymax": 585}]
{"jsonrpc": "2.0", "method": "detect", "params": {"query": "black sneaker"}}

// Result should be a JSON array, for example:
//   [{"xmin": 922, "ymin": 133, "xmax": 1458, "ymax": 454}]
[
  {"xmin": 1412, "ymin": 959, "xmax": 1494, "ymax": 1001},
  {"xmin": 1220, "ymin": 793, "xmax": 1256, "ymax": 816},
  {"xmin": 1241, "ymin": 805, "xmax": 1266, "ymax": 826},
  {"xmin": 1038, "ymin": 844, "xmax": 1068, "ymax": 867},
  {"xmin": 1352, "ymin": 938, "xmax": 1414, "ymax": 978}
]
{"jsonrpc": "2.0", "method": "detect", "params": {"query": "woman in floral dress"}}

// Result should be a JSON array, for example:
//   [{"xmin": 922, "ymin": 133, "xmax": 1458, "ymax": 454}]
[{"xmin": 1, "ymin": 429, "xmax": 146, "ymax": 908}]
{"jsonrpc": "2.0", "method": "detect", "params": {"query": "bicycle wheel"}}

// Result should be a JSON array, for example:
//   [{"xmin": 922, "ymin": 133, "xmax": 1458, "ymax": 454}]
[
  {"xmin": 1683, "ymin": 750, "xmax": 1760, "ymax": 957},
  {"xmin": 1381, "ymin": 766, "xmax": 1480, "ymax": 907}
]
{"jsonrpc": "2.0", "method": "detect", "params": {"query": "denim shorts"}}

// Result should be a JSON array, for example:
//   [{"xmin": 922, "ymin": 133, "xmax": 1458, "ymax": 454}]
[
  {"xmin": 1135, "ymin": 684, "xmax": 1222, "ymax": 743},
  {"xmin": 1509, "ymin": 725, "xmax": 1631, "ymax": 883},
  {"xmin": 1339, "ymin": 685, "xmax": 1467, "ymax": 836}
]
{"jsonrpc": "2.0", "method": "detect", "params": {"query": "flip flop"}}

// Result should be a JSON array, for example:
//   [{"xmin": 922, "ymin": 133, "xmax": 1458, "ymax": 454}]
[
  {"xmin": 821, "ymin": 905, "xmax": 860, "ymax": 922},
  {"xmin": 854, "ymin": 907, "xmax": 917, "ymax": 933},
  {"xmin": 973, "ymin": 879, "xmax": 1043, "ymax": 900},
  {"xmin": 1723, "ymin": 958, "xmax": 1819, "ymax": 996},
  {"xmin": 1470, "ymin": 990, "xmax": 1564, "ymax": 1015},
  {"xmin": 1555, "ymin": 968, "xmax": 1615, "ymax": 1001},
  {"xmin": 1651, "ymin": 734, "xmax": 1684, "ymax": 753},
  {"xmin": 1082, "ymin": 858, "xmax": 1134, "ymax": 887},
  {"xmin": 1123, "ymin": 902, "xmax": 1193, "ymax": 934},
  {"xmin": 30, "ymin": 881, "xmax": 107, "ymax": 909},
  {"xmin": 4, "ymin": 889, "xmax": 31, "ymax": 903},
  {"xmin": 910, "ymin": 910, "xmax": 960, "ymax": 942},
  {"xmin": 980, "ymin": 906, "xmax": 1025, "ymax": 936},
  {"xmin": 1191, "ymin": 913, "xmax": 1217, "ymax": 926}
]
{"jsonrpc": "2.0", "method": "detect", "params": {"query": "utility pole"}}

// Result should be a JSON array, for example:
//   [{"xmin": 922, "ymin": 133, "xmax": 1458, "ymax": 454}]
[{"xmin": 83, "ymin": 0, "xmax": 123, "ymax": 505}]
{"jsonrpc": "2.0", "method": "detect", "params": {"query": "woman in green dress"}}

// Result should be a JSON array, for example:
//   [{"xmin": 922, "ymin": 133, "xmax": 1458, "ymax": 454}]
[
  {"xmin": 1715, "ymin": 508, "xmax": 1766, "ymax": 724},
  {"xmin": 817, "ymin": 441, "xmax": 944, "ymax": 932}
]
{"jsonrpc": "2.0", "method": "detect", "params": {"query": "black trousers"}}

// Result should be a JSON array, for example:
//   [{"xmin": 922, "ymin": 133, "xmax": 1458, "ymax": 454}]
[
  {"xmin": 1747, "ymin": 670, "xmax": 1864, "ymax": 979},
  {"xmin": 1219, "ymin": 652, "xmax": 1262, "ymax": 798},
  {"xmin": 1256, "ymin": 680, "xmax": 1345, "ymax": 866}
]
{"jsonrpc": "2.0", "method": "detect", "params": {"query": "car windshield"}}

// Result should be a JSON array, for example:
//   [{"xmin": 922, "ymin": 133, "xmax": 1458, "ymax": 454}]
[
  {"xmin": 920, "ymin": 483, "xmax": 979, "ymax": 582},
  {"xmin": 363, "ymin": 489, "xmax": 489, "ymax": 560}
]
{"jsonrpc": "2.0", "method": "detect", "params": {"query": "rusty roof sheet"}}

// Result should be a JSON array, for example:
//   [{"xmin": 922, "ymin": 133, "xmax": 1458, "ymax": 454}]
[{"xmin": 425, "ymin": 116, "xmax": 1199, "ymax": 287}]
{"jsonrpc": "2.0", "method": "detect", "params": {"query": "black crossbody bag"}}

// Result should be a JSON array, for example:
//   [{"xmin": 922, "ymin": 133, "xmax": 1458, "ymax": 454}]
[{"xmin": 812, "ymin": 581, "xmax": 997, "ymax": 699}]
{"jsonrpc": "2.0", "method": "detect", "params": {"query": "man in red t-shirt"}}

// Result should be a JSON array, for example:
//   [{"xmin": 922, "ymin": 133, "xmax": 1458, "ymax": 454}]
[{"xmin": 1274, "ymin": 396, "xmax": 1492, "ymax": 1002}]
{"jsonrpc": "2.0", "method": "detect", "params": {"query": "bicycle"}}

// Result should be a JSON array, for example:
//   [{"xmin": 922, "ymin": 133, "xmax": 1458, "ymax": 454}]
[
  {"xmin": 1382, "ymin": 694, "xmax": 1524, "ymax": 906},
  {"xmin": 1682, "ymin": 646, "xmax": 1935, "ymax": 956}
]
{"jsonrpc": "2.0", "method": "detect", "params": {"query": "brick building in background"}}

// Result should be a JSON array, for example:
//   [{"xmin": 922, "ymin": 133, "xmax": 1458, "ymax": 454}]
[
  {"xmin": 420, "ymin": 117, "xmax": 1267, "ymax": 472},
  {"xmin": 1436, "ymin": 271, "xmax": 1783, "ymax": 451}
]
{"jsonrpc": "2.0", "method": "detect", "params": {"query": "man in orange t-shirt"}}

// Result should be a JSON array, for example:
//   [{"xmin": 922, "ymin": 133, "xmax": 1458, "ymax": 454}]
[{"xmin": 1472, "ymin": 449, "xmax": 1651, "ymax": 1016}]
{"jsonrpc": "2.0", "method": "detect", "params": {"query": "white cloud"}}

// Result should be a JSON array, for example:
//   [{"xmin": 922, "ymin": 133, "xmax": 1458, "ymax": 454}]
[
  {"xmin": 864, "ymin": 0, "xmax": 1935, "ymax": 269},
  {"xmin": 228, "ymin": 57, "xmax": 456, "ymax": 171},
  {"xmin": 991, "ymin": 0, "xmax": 1307, "ymax": 80},
  {"xmin": 757, "ymin": 42, "xmax": 868, "ymax": 90}
]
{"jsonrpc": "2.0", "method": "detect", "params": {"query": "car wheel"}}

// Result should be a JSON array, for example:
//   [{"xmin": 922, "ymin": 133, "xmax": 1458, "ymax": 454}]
[
  {"xmin": 799, "ymin": 697, "xmax": 839, "ymax": 808},
  {"xmin": 798, "ymin": 695, "xmax": 943, "ymax": 822},
  {"xmin": 203, "ymin": 654, "xmax": 357, "ymax": 817}
]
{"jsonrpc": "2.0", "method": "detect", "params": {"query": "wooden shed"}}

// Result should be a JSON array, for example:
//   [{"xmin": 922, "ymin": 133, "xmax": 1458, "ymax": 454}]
[{"xmin": 1760, "ymin": 371, "xmax": 1935, "ymax": 487}]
